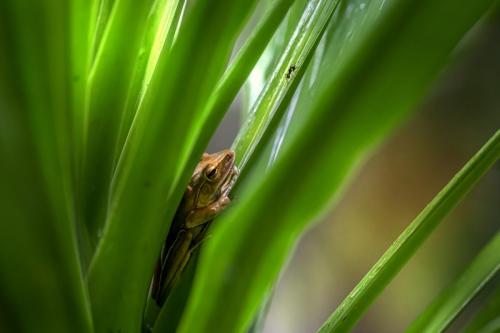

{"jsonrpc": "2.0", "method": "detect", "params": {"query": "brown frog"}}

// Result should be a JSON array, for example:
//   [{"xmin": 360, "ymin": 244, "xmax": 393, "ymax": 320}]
[{"xmin": 151, "ymin": 150, "xmax": 238, "ymax": 306}]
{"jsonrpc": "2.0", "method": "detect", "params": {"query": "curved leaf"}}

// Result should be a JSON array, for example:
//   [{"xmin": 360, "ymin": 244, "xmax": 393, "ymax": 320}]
[
  {"xmin": 178, "ymin": 1, "xmax": 497, "ymax": 332},
  {"xmin": 233, "ymin": 0, "xmax": 340, "ymax": 169},
  {"xmin": 87, "ymin": 0, "xmax": 259, "ymax": 331},
  {"xmin": 114, "ymin": 0, "xmax": 188, "ymax": 170},
  {"xmin": 150, "ymin": 1, "xmax": 296, "ymax": 329},
  {"xmin": 464, "ymin": 283, "xmax": 500, "ymax": 333},
  {"xmin": 406, "ymin": 230, "xmax": 500, "ymax": 333},
  {"xmin": 81, "ymin": 0, "xmax": 156, "ymax": 240},
  {"xmin": 318, "ymin": 130, "xmax": 500, "ymax": 333},
  {"xmin": 0, "ymin": 1, "xmax": 93, "ymax": 331}
]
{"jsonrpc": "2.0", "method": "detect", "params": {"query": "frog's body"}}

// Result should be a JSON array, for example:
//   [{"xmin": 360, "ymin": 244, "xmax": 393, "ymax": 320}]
[{"xmin": 151, "ymin": 150, "xmax": 238, "ymax": 306}]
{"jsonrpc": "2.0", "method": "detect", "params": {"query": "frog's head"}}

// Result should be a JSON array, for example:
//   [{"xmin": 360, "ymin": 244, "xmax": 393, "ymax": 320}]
[{"xmin": 191, "ymin": 150, "xmax": 236, "ymax": 207}]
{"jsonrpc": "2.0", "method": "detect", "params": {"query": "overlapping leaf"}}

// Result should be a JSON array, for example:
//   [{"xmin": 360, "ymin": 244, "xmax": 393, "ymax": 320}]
[
  {"xmin": 0, "ymin": 1, "xmax": 93, "ymax": 331},
  {"xmin": 87, "ymin": 1, "xmax": 260, "ymax": 331},
  {"xmin": 178, "ymin": 1, "xmax": 496, "ymax": 332},
  {"xmin": 318, "ymin": 130, "xmax": 500, "ymax": 333}
]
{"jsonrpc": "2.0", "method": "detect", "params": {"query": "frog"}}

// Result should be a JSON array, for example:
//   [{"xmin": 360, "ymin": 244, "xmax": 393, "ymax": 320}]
[{"xmin": 150, "ymin": 149, "xmax": 238, "ymax": 307}]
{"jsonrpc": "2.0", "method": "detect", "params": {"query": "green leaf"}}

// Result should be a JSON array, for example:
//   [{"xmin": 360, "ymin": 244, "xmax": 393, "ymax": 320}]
[
  {"xmin": 181, "ymin": 0, "xmax": 296, "ymax": 178},
  {"xmin": 71, "ymin": 0, "xmax": 99, "ymax": 270},
  {"xmin": 0, "ymin": 1, "xmax": 93, "ymax": 332},
  {"xmin": 317, "ymin": 130, "xmax": 500, "ymax": 333},
  {"xmin": 86, "ymin": 0, "xmax": 259, "ymax": 331},
  {"xmin": 406, "ymin": 230, "xmax": 500, "ymax": 333},
  {"xmin": 89, "ymin": 0, "xmax": 115, "ymax": 65},
  {"xmin": 114, "ymin": 0, "xmax": 188, "ymax": 169},
  {"xmin": 177, "ymin": 0, "xmax": 497, "ymax": 332},
  {"xmin": 233, "ymin": 0, "xmax": 333, "ymax": 191},
  {"xmin": 233, "ymin": 0, "xmax": 340, "ymax": 169},
  {"xmin": 464, "ymin": 283, "xmax": 500, "ymax": 333},
  {"xmin": 81, "ymin": 0, "xmax": 156, "ymax": 240},
  {"xmin": 150, "ymin": 1, "xmax": 296, "ymax": 329}
]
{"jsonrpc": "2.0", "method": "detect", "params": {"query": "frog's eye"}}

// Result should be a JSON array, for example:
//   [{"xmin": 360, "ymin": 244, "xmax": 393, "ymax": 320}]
[{"xmin": 204, "ymin": 166, "xmax": 217, "ymax": 181}]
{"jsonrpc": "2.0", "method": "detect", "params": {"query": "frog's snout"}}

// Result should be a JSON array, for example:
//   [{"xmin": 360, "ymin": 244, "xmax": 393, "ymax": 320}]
[{"xmin": 224, "ymin": 150, "xmax": 235, "ymax": 163}]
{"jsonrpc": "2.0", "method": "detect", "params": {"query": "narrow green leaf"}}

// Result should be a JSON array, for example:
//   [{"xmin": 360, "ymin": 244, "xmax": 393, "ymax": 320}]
[
  {"xmin": 71, "ymin": 0, "xmax": 99, "ymax": 270},
  {"xmin": 241, "ymin": 0, "xmax": 310, "ymax": 114},
  {"xmin": 318, "ymin": 130, "xmax": 500, "ymax": 333},
  {"xmin": 178, "ymin": 1, "xmax": 496, "ymax": 332},
  {"xmin": 406, "ymin": 231, "xmax": 500, "ymax": 332},
  {"xmin": 464, "ymin": 283, "xmax": 500, "ymax": 333},
  {"xmin": 149, "ymin": 3, "xmax": 296, "ymax": 328},
  {"xmin": 233, "ymin": 2, "xmax": 332, "ymax": 185},
  {"xmin": 0, "ymin": 1, "xmax": 93, "ymax": 331},
  {"xmin": 114, "ymin": 0, "xmax": 187, "ymax": 167},
  {"xmin": 89, "ymin": 0, "xmax": 115, "ymax": 65},
  {"xmin": 175, "ymin": 0, "xmax": 296, "ymax": 183},
  {"xmin": 233, "ymin": 0, "xmax": 340, "ymax": 169},
  {"xmin": 81, "ymin": 0, "xmax": 156, "ymax": 242},
  {"xmin": 87, "ymin": 0, "xmax": 259, "ymax": 331},
  {"xmin": 247, "ymin": 293, "xmax": 275, "ymax": 333}
]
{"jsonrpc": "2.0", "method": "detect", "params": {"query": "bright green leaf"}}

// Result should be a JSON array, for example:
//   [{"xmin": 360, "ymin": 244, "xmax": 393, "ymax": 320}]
[
  {"xmin": 318, "ymin": 130, "xmax": 500, "ymax": 333},
  {"xmin": 178, "ymin": 1, "xmax": 497, "ymax": 332},
  {"xmin": 87, "ymin": 0, "xmax": 259, "ymax": 331},
  {"xmin": 0, "ymin": 1, "xmax": 94, "ymax": 331},
  {"xmin": 406, "ymin": 231, "xmax": 500, "ymax": 333},
  {"xmin": 464, "ymin": 283, "xmax": 500, "ymax": 333}
]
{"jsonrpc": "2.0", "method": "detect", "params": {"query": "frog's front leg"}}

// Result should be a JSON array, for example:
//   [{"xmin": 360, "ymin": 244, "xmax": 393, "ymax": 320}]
[{"xmin": 185, "ymin": 195, "xmax": 230, "ymax": 228}]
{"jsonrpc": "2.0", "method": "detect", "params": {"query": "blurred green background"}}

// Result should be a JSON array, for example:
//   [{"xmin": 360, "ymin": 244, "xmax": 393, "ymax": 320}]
[{"xmin": 209, "ymin": 11, "xmax": 500, "ymax": 333}]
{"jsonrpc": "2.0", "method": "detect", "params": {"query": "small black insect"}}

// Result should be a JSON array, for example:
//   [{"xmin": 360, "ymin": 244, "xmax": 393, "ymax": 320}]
[{"xmin": 285, "ymin": 65, "xmax": 297, "ymax": 79}]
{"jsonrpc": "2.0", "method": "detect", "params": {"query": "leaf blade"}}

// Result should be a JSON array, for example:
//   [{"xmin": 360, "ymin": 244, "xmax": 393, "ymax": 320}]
[
  {"xmin": 406, "ymin": 231, "xmax": 500, "ymax": 333},
  {"xmin": 86, "ymin": 0, "xmax": 259, "ymax": 331},
  {"xmin": 178, "ymin": 1, "xmax": 497, "ymax": 332},
  {"xmin": 318, "ymin": 130, "xmax": 500, "ymax": 333},
  {"xmin": 0, "ymin": 1, "xmax": 94, "ymax": 331},
  {"xmin": 464, "ymin": 283, "xmax": 500, "ymax": 333}
]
